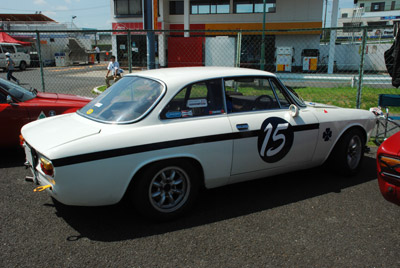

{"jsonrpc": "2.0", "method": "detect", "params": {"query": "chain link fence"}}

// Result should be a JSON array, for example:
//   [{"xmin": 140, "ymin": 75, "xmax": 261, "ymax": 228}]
[{"xmin": 1, "ymin": 26, "xmax": 398, "ymax": 111}]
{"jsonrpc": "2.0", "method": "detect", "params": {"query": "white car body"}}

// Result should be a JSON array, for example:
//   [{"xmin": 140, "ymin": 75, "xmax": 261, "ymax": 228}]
[{"xmin": 22, "ymin": 67, "xmax": 376, "ymax": 219}]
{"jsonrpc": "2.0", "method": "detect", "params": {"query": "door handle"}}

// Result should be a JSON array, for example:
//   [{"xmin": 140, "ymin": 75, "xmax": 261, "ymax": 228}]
[{"xmin": 236, "ymin": 123, "xmax": 249, "ymax": 130}]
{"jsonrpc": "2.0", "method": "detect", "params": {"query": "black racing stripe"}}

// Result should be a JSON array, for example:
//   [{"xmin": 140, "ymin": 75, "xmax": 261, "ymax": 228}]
[
  {"xmin": 52, "ymin": 130, "xmax": 259, "ymax": 167},
  {"xmin": 292, "ymin": 123, "xmax": 320, "ymax": 132},
  {"xmin": 52, "ymin": 123, "xmax": 319, "ymax": 167}
]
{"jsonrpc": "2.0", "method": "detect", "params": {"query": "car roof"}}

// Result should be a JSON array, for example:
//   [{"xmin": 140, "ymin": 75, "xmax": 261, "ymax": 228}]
[{"xmin": 127, "ymin": 67, "xmax": 276, "ymax": 88}]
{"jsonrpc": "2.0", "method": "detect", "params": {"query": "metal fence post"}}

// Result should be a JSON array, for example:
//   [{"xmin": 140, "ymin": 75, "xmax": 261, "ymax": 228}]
[
  {"xmin": 236, "ymin": 31, "xmax": 242, "ymax": 68},
  {"xmin": 127, "ymin": 30, "xmax": 132, "ymax": 73},
  {"xmin": 35, "ymin": 31, "xmax": 45, "ymax": 92},
  {"xmin": 356, "ymin": 27, "xmax": 367, "ymax": 109}
]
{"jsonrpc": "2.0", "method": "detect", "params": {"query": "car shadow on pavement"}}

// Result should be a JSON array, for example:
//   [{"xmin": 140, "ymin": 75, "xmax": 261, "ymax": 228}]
[
  {"xmin": 51, "ymin": 155, "xmax": 378, "ymax": 242},
  {"xmin": 0, "ymin": 147, "xmax": 25, "ymax": 168}
]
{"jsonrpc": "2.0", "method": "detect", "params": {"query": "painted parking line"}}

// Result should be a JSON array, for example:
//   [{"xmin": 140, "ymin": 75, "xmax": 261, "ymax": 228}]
[{"xmin": 49, "ymin": 64, "xmax": 107, "ymax": 72}]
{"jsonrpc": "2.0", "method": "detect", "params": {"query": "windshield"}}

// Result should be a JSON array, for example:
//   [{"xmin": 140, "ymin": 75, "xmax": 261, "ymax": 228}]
[
  {"xmin": 78, "ymin": 76, "xmax": 164, "ymax": 123},
  {"xmin": 0, "ymin": 79, "xmax": 36, "ymax": 102}
]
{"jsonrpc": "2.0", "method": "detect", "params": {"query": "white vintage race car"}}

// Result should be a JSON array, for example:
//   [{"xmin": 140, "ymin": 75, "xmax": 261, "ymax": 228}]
[{"xmin": 21, "ymin": 67, "xmax": 376, "ymax": 220}]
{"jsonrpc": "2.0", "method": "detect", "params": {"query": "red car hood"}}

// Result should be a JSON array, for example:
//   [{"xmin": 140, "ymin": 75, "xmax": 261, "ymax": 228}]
[
  {"xmin": 35, "ymin": 92, "xmax": 92, "ymax": 103},
  {"xmin": 380, "ymin": 131, "xmax": 400, "ymax": 157}
]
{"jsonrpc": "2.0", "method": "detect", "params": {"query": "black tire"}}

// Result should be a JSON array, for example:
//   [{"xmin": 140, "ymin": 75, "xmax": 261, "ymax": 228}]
[
  {"xmin": 131, "ymin": 159, "xmax": 200, "ymax": 221},
  {"xmin": 330, "ymin": 128, "xmax": 365, "ymax": 176},
  {"xmin": 19, "ymin": 61, "xmax": 27, "ymax": 71}
]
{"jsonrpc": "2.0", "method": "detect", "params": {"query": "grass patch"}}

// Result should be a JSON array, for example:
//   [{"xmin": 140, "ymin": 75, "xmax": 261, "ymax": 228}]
[{"xmin": 294, "ymin": 86, "xmax": 400, "ymax": 113}]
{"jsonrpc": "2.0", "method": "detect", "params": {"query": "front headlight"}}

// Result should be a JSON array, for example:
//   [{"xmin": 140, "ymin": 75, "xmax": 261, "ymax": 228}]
[
  {"xmin": 40, "ymin": 157, "xmax": 55, "ymax": 177},
  {"xmin": 378, "ymin": 155, "xmax": 400, "ymax": 179}
]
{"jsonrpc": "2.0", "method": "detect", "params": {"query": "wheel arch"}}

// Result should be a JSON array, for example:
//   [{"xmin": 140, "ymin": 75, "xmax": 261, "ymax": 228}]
[
  {"xmin": 19, "ymin": 60, "xmax": 27, "ymax": 70},
  {"xmin": 325, "ymin": 124, "xmax": 367, "ymax": 164},
  {"xmin": 123, "ymin": 156, "xmax": 206, "ymax": 199}
]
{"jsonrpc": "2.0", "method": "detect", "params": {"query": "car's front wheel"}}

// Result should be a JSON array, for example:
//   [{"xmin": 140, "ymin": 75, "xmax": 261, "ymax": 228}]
[
  {"xmin": 131, "ymin": 159, "xmax": 200, "ymax": 220},
  {"xmin": 331, "ymin": 128, "xmax": 365, "ymax": 176}
]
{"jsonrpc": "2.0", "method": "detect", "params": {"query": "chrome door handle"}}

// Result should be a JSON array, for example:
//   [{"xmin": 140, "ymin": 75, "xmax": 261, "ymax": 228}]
[{"xmin": 236, "ymin": 124, "xmax": 249, "ymax": 130}]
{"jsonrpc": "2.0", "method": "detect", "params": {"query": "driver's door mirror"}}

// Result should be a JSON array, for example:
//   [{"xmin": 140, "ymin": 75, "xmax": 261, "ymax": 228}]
[{"xmin": 6, "ymin": 95, "xmax": 18, "ymax": 106}]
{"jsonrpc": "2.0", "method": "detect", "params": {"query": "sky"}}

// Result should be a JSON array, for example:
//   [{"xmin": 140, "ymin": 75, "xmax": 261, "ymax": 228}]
[
  {"xmin": 0, "ymin": 0, "xmax": 111, "ymax": 29},
  {"xmin": 0, "ymin": 0, "xmax": 356, "ymax": 29}
]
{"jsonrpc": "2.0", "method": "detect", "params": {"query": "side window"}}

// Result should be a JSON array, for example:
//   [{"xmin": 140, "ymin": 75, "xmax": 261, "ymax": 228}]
[
  {"xmin": 270, "ymin": 79, "xmax": 291, "ymax": 108},
  {"xmin": 2, "ymin": 45, "xmax": 16, "ymax": 54},
  {"xmin": 161, "ymin": 79, "xmax": 224, "ymax": 119},
  {"xmin": 16, "ymin": 46, "xmax": 26, "ymax": 53},
  {"xmin": 224, "ymin": 77, "xmax": 282, "ymax": 113}
]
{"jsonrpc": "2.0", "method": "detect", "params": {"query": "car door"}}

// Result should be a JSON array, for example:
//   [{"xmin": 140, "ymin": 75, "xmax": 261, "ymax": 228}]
[
  {"xmin": 224, "ymin": 76, "xmax": 320, "ymax": 176},
  {"xmin": 0, "ymin": 89, "xmax": 30, "ymax": 146}
]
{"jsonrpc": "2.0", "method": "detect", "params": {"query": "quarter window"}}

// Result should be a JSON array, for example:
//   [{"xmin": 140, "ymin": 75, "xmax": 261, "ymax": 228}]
[{"xmin": 161, "ymin": 79, "xmax": 224, "ymax": 119}]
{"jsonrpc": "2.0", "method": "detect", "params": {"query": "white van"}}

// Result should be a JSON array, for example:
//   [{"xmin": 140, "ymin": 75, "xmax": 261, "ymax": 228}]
[{"xmin": 0, "ymin": 43, "xmax": 31, "ymax": 71}]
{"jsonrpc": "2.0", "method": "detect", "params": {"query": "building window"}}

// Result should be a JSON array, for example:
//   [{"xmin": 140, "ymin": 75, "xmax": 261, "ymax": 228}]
[
  {"xmin": 190, "ymin": 0, "xmax": 230, "ymax": 14},
  {"xmin": 391, "ymin": 1, "xmax": 395, "ymax": 10},
  {"xmin": 343, "ymin": 22, "xmax": 362, "ymax": 32},
  {"xmin": 371, "ymin": 2, "xmax": 385, "ymax": 12},
  {"xmin": 234, "ymin": 0, "xmax": 276, "ymax": 14},
  {"xmin": 359, "ymin": 3, "xmax": 364, "ymax": 8},
  {"xmin": 342, "ymin": 13, "xmax": 348, "ymax": 18},
  {"xmin": 114, "ymin": 0, "xmax": 142, "ymax": 16},
  {"xmin": 170, "ymin": 1, "xmax": 184, "ymax": 15}
]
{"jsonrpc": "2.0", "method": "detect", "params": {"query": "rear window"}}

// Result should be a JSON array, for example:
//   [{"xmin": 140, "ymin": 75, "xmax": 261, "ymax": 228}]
[{"xmin": 78, "ymin": 76, "xmax": 165, "ymax": 124}]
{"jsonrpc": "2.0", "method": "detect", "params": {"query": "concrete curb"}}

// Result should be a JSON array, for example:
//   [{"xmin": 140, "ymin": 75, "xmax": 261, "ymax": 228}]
[{"xmin": 92, "ymin": 85, "xmax": 104, "ymax": 95}]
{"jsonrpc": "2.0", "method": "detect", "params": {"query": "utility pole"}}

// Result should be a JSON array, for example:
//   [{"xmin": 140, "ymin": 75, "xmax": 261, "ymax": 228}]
[
  {"xmin": 260, "ymin": 0, "xmax": 266, "ymax": 71},
  {"xmin": 143, "ymin": 0, "xmax": 155, "ymax": 69}
]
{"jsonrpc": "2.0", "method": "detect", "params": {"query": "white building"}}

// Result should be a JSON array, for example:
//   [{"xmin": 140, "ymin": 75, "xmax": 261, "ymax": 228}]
[
  {"xmin": 338, "ymin": 0, "xmax": 400, "ymax": 39},
  {"xmin": 109, "ymin": 0, "xmax": 324, "ymax": 70}
]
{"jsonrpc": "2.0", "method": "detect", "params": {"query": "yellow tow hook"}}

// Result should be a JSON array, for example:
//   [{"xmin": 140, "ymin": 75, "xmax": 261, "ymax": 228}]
[{"xmin": 34, "ymin": 185, "xmax": 52, "ymax": 192}]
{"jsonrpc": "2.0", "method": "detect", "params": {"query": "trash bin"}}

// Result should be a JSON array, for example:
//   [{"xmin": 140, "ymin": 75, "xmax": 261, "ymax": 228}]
[
  {"xmin": 302, "ymin": 49, "xmax": 319, "ymax": 72},
  {"xmin": 89, "ymin": 53, "xmax": 95, "ymax": 64}
]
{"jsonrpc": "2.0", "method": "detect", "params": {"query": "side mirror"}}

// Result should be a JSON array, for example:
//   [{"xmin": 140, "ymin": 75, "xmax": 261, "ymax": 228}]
[
  {"xmin": 289, "ymin": 104, "xmax": 299, "ymax": 117},
  {"xmin": 6, "ymin": 95, "xmax": 18, "ymax": 106}
]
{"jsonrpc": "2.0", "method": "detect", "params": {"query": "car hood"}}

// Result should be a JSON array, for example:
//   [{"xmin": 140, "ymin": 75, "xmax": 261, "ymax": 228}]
[
  {"xmin": 21, "ymin": 113, "xmax": 101, "ymax": 152},
  {"xmin": 35, "ymin": 92, "xmax": 92, "ymax": 103},
  {"xmin": 380, "ymin": 131, "xmax": 400, "ymax": 157}
]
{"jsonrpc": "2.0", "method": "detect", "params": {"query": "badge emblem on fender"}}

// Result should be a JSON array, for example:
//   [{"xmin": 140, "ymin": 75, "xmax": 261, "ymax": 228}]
[{"xmin": 257, "ymin": 117, "xmax": 294, "ymax": 163}]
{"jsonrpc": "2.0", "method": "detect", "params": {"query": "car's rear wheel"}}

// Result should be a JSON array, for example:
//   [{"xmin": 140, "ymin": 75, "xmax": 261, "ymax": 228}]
[
  {"xmin": 131, "ymin": 159, "xmax": 200, "ymax": 220},
  {"xmin": 19, "ymin": 61, "xmax": 27, "ymax": 71},
  {"xmin": 331, "ymin": 128, "xmax": 365, "ymax": 176}
]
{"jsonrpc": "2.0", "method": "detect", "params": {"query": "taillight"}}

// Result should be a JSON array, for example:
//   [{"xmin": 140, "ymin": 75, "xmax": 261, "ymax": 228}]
[
  {"xmin": 19, "ymin": 135, "xmax": 25, "ymax": 147},
  {"xmin": 40, "ymin": 157, "xmax": 54, "ymax": 177}
]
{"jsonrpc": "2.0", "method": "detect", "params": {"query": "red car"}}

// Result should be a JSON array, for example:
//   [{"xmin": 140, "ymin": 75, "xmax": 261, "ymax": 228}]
[
  {"xmin": 0, "ymin": 78, "xmax": 91, "ymax": 147},
  {"xmin": 376, "ymin": 131, "xmax": 400, "ymax": 206}
]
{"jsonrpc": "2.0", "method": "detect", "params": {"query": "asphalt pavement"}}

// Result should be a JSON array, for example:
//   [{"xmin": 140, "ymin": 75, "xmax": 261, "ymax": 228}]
[{"xmin": 1, "ymin": 146, "xmax": 399, "ymax": 267}]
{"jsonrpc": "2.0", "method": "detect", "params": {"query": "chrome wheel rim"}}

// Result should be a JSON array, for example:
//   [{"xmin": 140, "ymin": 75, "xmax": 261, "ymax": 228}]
[
  {"xmin": 347, "ymin": 135, "xmax": 362, "ymax": 170},
  {"xmin": 149, "ymin": 166, "xmax": 190, "ymax": 213}
]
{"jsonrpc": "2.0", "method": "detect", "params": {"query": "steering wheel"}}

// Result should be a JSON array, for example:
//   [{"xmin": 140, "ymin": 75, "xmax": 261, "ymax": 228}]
[{"xmin": 253, "ymin": 95, "xmax": 274, "ymax": 110}]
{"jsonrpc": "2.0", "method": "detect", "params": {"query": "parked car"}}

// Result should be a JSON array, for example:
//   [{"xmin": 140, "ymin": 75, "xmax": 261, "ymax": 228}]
[
  {"xmin": 0, "ymin": 43, "xmax": 31, "ymax": 70},
  {"xmin": 0, "ymin": 78, "xmax": 91, "ymax": 147},
  {"xmin": 21, "ymin": 67, "xmax": 376, "ymax": 220},
  {"xmin": 376, "ymin": 131, "xmax": 400, "ymax": 206}
]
